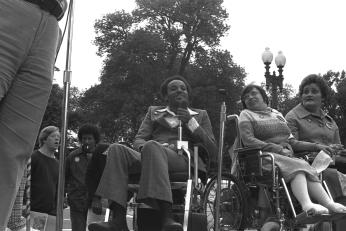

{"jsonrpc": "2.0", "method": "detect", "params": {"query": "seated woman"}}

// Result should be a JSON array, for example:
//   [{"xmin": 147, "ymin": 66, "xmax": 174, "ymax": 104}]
[
  {"xmin": 238, "ymin": 84, "xmax": 346, "ymax": 218},
  {"xmin": 285, "ymin": 74, "xmax": 346, "ymax": 230},
  {"xmin": 286, "ymin": 74, "xmax": 346, "ymax": 199}
]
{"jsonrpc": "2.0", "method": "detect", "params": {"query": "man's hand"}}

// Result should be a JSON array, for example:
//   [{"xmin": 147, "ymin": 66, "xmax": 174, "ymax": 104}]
[
  {"xmin": 177, "ymin": 107, "xmax": 191, "ymax": 124},
  {"xmin": 280, "ymin": 148, "xmax": 293, "ymax": 157},
  {"xmin": 91, "ymin": 197, "xmax": 102, "ymax": 215},
  {"xmin": 162, "ymin": 143, "xmax": 176, "ymax": 151}
]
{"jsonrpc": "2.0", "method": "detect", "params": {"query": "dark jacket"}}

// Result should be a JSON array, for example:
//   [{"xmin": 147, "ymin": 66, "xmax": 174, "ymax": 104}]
[
  {"xmin": 134, "ymin": 106, "xmax": 218, "ymax": 170},
  {"xmin": 65, "ymin": 147, "xmax": 89, "ymax": 211},
  {"xmin": 85, "ymin": 143, "xmax": 110, "ymax": 201}
]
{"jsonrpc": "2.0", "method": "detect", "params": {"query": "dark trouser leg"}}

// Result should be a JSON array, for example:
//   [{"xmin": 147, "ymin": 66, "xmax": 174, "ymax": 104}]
[
  {"xmin": 88, "ymin": 201, "xmax": 128, "ymax": 231},
  {"xmin": 333, "ymin": 197, "xmax": 346, "ymax": 231},
  {"xmin": 70, "ymin": 209, "xmax": 88, "ymax": 231},
  {"xmin": 90, "ymin": 144, "xmax": 140, "ymax": 231},
  {"xmin": 137, "ymin": 140, "xmax": 188, "ymax": 203},
  {"xmin": 137, "ymin": 141, "xmax": 186, "ymax": 231},
  {"xmin": 96, "ymin": 144, "xmax": 141, "ymax": 208},
  {"xmin": 335, "ymin": 156, "xmax": 346, "ymax": 174},
  {"xmin": 158, "ymin": 200, "xmax": 183, "ymax": 231}
]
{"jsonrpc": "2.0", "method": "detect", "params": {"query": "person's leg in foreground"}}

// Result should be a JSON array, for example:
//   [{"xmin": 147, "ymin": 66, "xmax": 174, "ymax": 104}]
[
  {"xmin": 0, "ymin": 0, "xmax": 59, "ymax": 229},
  {"xmin": 70, "ymin": 209, "xmax": 88, "ymax": 231}
]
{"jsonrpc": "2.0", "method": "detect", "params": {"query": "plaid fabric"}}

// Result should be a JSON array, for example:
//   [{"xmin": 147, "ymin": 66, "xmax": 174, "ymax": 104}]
[
  {"xmin": 7, "ymin": 165, "xmax": 28, "ymax": 231},
  {"xmin": 23, "ymin": 159, "xmax": 31, "ymax": 218}
]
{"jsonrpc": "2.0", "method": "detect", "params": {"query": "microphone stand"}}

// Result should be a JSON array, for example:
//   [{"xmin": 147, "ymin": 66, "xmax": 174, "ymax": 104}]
[
  {"xmin": 215, "ymin": 95, "xmax": 227, "ymax": 231},
  {"xmin": 56, "ymin": 0, "xmax": 75, "ymax": 230},
  {"xmin": 178, "ymin": 120, "xmax": 183, "ymax": 156},
  {"xmin": 176, "ymin": 119, "xmax": 192, "ymax": 231}
]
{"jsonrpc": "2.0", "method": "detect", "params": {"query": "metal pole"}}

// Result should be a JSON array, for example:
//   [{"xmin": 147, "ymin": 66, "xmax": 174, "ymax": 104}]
[
  {"xmin": 271, "ymin": 84, "xmax": 278, "ymax": 109},
  {"xmin": 215, "ymin": 101, "xmax": 226, "ymax": 231},
  {"xmin": 56, "ymin": 0, "xmax": 75, "ymax": 230}
]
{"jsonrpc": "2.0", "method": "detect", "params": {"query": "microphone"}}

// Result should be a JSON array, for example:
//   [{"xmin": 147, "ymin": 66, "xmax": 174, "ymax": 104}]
[
  {"xmin": 177, "ymin": 101, "xmax": 187, "ymax": 155},
  {"xmin": 178, "ymin": 101, "xmax": 188, "ymax": 110},
  {"xmin": 177, "ymin": 101, "xmax": 187, "ymax": 141}
]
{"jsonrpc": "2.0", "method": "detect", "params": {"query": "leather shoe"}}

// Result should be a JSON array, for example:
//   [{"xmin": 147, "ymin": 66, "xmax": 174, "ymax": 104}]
[
  {"xmin": 161, "ymin": 218, "xmax": 183, "ymax": 231},
  {"xmin": 88, "ymin": 222, "xmax": 129, "ymax": 231}
]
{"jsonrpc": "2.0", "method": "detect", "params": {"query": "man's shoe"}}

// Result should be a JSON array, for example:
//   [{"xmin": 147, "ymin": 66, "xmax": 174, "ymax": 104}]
[
  {"xmin": 161, "ymin": 218, "xmax": 183, "ymax": 231},
  {"xmin": 88, "ymin": 222, "xmax": 129, "ymax": 231}
]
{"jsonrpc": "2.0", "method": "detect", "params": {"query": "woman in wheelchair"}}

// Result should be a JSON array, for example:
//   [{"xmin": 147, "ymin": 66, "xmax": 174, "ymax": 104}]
[
  {"xmin": 238, "ymin": 84, "xmax": 346, "ymax": 220},
  {"xmin": 285, "ymin": 74, "xmax": 346, "ymax": 230}
]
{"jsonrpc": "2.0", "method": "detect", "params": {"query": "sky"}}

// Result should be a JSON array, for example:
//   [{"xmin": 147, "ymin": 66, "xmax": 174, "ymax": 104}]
[{"xmin": 55, "ymin": 0, "xmax": 346, "ymax": 93}]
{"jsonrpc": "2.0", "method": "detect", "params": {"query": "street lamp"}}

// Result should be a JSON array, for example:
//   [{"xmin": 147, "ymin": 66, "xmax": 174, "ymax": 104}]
[{"xmin": 261, "ymin": 47, "xmax": 286, "ymax": 109}]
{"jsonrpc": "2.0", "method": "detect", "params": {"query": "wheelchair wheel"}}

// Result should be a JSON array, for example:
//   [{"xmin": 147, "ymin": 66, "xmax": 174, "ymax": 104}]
[{"xmin": 202, "ymin": 173, "xmax": 246, "ymax": 231}]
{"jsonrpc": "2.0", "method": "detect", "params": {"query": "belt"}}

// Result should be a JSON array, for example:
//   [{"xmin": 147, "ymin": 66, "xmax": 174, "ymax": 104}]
[
  {"xmin": 24, "ymin": 0, "xmax": 49, "ymax": 10},
  {"xmin": 23, "ymin": 0, "xmax": 67, "ymax": 21}
]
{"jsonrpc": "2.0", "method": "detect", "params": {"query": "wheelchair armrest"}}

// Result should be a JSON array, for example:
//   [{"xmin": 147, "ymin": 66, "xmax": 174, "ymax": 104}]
[
  {"xmin": 236, "ymin": 147, "xmax": 262, "ymax": 156},
  {"xmin": 236, "ymin": 147, "xmax": 263, "ymax": 177},
  {"xmin": 236, "ymin": 147, "xmax": 276, "ymax": 183},
  {"xmin": 294, "ymin": 151, "xmax": 310, "ymax": 159}
]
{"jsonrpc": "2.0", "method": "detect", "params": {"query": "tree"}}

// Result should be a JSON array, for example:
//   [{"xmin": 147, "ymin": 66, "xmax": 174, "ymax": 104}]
[
  {"xmin": 81, "ymin": 0, "xmax": 246, "ymax": 142},
  {"xmin": 94, "ymin": 0, "xmax": 229, "ymax": 75},
  {"xmin": 133, "ymin": 0, "xmax": 229, "ymax": 74},
  {"xmin": 41, "ymin": 84, "xmax": 83, "ymax": 132},
  {"xmin": 336, "ymin": 75, "xmax": 346, "ymax": 144},
  {"xmin": 276, "ymin": 83, "xmax": 299, "ymax": 116}
]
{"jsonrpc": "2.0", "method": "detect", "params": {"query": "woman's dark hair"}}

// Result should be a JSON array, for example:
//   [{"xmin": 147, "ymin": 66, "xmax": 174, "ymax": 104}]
[
  {"xmin": 160, "ymin": 75, "xmax": 192, "ymax": 99},
  {"xmin": 78, "ymin": 123, "xmax": 100, "ymax": 144},
  {"xmin": 298, "ymin": 74, "xmax": 330, "ymax": 100},
  {"xmin": 240, "ymin": 84, "xmax": 269, "ymax": 109}
]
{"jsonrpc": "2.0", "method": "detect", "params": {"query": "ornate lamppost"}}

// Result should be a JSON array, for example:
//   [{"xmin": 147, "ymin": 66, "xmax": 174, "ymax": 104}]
[{"xmin": 261, "ymin": 47, "xmax": 286, "ymax": 109}]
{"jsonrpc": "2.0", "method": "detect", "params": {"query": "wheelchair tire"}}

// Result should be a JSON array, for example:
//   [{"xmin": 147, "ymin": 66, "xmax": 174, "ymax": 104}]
[{"xmin": 202, "ymin": 173, "xmax": 246, "ymax": 231}]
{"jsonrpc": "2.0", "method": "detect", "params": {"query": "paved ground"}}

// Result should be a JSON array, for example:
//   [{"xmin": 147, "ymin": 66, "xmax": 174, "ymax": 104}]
[
  {"xmin": 62, "ymin": 207, "xmax": 134, "ymax": 231},
  {"xmin": 62, "ymin": 208, "xmax": 71, "ymax": 231}
]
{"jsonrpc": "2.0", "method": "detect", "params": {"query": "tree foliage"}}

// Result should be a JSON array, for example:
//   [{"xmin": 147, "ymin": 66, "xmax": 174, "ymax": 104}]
[
  {"xmin": 276, "ymin": 83, "xmax": 299, "ymax": 116},
  {"xmin": 322, "ymin": 70, "xmax": 346, "ymax": 144},
  {"xmin": 80, "ymin": 0, "xmax": 246, "ymax": 142},
  {"xmin": 41, "ymin": 84, "xmax": 83, "ymax": 132}
]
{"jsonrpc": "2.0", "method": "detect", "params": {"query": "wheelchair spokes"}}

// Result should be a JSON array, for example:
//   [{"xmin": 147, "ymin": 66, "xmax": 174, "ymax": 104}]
[{"xmin": 202, "ymin": 174, "xmax": 245, "ymax": 231}]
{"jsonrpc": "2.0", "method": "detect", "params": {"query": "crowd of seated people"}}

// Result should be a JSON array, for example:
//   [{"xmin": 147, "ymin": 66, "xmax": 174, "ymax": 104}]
[
  {"xmin": 6, "ymin": 74, "xmax": 346, "ymax": 231},
  {"xmin": 88, "ymin": 74, "xmax": 346, "ymax": 231}
]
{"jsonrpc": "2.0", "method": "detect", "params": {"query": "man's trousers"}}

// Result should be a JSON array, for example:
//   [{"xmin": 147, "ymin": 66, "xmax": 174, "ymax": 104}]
[
  {"xmin": 0, "ymin": 0, "xmax": 59, "ymax": 228},
  {"xmin": 96, "ymin": 141, "xmax": 189, "ymax": 208}
]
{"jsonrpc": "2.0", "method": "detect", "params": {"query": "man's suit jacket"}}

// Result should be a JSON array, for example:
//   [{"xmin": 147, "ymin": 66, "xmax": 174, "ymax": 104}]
[{"xmin": 133, "ymin": 106, "xmax": 217, "ymax": 171}]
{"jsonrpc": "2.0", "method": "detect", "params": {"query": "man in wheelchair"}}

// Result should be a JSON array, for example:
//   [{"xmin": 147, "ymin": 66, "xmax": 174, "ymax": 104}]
[
  {"xmin": 238, "ymin": 84, "xmax": 346, "ymax": 230},
  {"xmin": 88, "ymin": 75, "xmax": 217, "ymax": 231}
]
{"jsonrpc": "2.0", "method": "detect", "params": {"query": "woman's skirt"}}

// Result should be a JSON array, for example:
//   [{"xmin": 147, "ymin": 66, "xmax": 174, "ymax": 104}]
[{"xmin": 263, "ymin": 152, "xmax": 320, "ymax": 183}]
